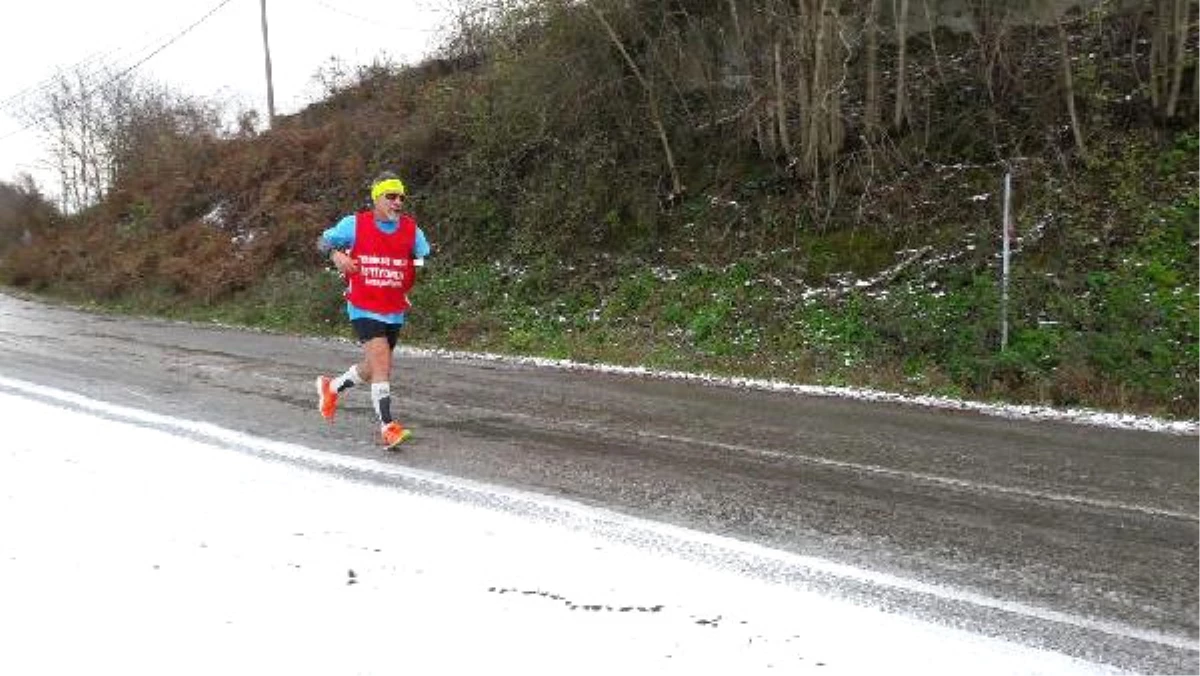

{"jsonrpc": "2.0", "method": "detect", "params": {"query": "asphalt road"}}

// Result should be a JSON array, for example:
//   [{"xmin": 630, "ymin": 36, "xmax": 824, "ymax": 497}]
[{"xmin": 1, "ymin": 292, "xmax": 1196, "ymax": 673}]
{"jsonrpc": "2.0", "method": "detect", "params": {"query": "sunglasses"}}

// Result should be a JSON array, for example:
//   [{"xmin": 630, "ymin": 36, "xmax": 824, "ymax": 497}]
[{"xmin": 383, "ymin": 193, "xmax": 405, "ymax": 202}]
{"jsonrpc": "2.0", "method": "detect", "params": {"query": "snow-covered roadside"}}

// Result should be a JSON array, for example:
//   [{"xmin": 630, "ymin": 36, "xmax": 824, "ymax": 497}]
[{"xmin": 0, "ymin": 387, "xmax": 1130, "ymax": 676}]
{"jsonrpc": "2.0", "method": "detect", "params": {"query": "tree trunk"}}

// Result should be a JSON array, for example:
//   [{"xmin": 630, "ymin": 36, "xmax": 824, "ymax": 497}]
[
  {"xmin": 824, "ymin": 7, "xmax": 846, "ymax": 216},
  {"xmin": 864, "ymin": 0, "xmax": 881, "ymax": 137},
  {"xmin": 1148, "ymin": 0, "xmax": 1163, "ymax": 111},
  {"xmin": 923, "ymin": 0, "xmax": 946, "ymax": 84},
  {"xmin": 893, "ymin": 0, "xmax": 909, "ymax": 130},
  {"xmin": 1195, "ymin": 25, "xmax": 1200, "ymax": 117},
  {"xmin": 773, "ymin": 40, "xmax": 794, "ymax": 159},
  {"xmin": 589, "ymin": 4, "xmax": 684, "ymax": 200},
  {"xmin": 793, "ymin": 3, "xmax": 811, "ymax": 177},
  {"xmin": 1057, "ymin": 17, "xmax": 1087, "ymax": 159},
  {"xmin": 1165, "ymin": 0, "xmax": 1188, "ymax": 118},
  {"xmin": 726, "ymin": 0, "xmax": 769, "ymax": 156},
  {"xmin": 803, "ymin": 4, "xmax": 823, "ymax": 178},
  {"xmin": 830, "ymin": 9, "xmax": 846, "ymax": 153}
]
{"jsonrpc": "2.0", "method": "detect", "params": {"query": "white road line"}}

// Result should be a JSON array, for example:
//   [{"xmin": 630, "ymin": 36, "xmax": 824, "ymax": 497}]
[
  {"xmin": 429, "ymin": 403, "xmax": 1198, "ymax": 522},
  {"xmin": 0, "ymin": 374, "xmax": 1195, "ymax": 655},
  {"xmin": 646, "ymin": 431, "xmax": 1199, "ymax": 522}
]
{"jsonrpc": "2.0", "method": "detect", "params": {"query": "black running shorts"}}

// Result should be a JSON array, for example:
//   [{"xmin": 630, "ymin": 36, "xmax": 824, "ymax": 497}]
[{"xmin": 351, "ymin": 318, "xmax": 400, "ymax": 350}]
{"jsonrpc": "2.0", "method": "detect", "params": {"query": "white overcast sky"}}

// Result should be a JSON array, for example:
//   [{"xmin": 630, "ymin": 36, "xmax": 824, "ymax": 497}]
[{"xmin": 0, "ymin": 0, "xmax": 451, "ymax": 192}]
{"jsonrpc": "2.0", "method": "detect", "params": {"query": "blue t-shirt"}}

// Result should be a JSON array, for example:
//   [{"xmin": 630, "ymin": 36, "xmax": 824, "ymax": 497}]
[{"xmin": 321, "ymin": 213, "xmax": 431, "ymax": 324}]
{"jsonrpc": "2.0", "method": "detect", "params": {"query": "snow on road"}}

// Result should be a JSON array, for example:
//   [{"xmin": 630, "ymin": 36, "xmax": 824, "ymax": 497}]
[{"xmin": 0, "ymin": 384, "xmax": 1125, "ymax": 675}]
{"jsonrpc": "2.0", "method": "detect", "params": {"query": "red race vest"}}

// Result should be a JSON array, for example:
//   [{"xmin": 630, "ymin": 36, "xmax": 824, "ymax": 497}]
[{"xmin": 345, "ymin": 210, "xmax": 417, "ymax": 314}]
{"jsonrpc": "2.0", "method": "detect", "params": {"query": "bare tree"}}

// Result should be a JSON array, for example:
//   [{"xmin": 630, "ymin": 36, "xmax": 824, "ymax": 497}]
[
  {"xmin": 773, "ymin": 38, "xmax": 795, "ymax": 160},
  {"xmin": 1164, "ymin": 0, "xmax": 1192, "ymax": 118},
  {"xmin": 863, "ymin": 0, "xmax": 882, "ymax": 137},
  {"xmin": 589, "ymin": 2, "xmax": 684, "ymax": 201},
  {"xmin": 790, "ymin": 0, "xmax": 847, "ymax": 180},
  {"xmin": 726, "ymin": 0, "xmax": 770, "ymax": 156},
  {"xmin": 922, "ymin": 0, "xmax": 947, "ymax": 85},
  {"xmin": 892, "ymin": 0, "xmax": 910, "ymax": 129},
  {"xmin": 1057, "ymin": 15, "xmax": 1088, "ymax": 159},
  {"xmin": 1145, "ymin": 0, "xmax": 1192, "ymax": 118},
  {"xmin": 24, "ymin": 68, "xmax": 133, "ymax": 211},
  {"xmin": 22, "ymin": 66, "xmax": 224, "ymax": 213}
]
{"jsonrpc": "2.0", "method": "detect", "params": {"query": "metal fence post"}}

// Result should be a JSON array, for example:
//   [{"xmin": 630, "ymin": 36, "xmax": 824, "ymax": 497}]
[{"xmin": 1001, "ymin": 170, "xmax": 1012, "ymax": 351}]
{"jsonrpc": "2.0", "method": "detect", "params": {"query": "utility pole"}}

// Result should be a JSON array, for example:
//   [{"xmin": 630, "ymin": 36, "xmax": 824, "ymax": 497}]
[{"xmin": 260, "ymin": 0, "xmax": 276, "ymax": 128}]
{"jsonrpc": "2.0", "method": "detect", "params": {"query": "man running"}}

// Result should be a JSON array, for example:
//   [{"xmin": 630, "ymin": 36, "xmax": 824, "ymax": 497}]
[{"xmin": 314, "ymin": 171, "xmax": 431, "ymax": 449}]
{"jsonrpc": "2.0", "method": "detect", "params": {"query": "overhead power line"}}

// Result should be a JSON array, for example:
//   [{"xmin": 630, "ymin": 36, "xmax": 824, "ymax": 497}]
[
  {"xmin": 0, "ymin": 0, "xmax": 238, "ymax": 145},
  {"xmin": 2, "ymin": 0, "xmax": 238, "ymax": 117},
  {"xmin": 107, "ymin": 0, "xmax": 238, "ymax": 85},
  {"xmin": 0, "ymin": 47, "xmax": 123, "ymax": 115}
]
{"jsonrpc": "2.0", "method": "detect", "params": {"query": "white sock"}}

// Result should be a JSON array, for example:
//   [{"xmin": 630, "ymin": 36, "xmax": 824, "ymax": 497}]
[
  {"xmin": 370, "ymin": 381, "xmax": 393, "ymax": 425},
  {"xmin": 333, "ymin": 365, "xmax": 364, "ymax": 393}
]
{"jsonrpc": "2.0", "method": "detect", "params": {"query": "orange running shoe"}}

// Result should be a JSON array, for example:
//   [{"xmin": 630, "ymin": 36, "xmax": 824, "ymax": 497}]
[
  {"xmin": 380, "ymin": 421, "xmax": 412, "ymax": 450},
  {"xmin": 315, "ymin": 376, "xmax": 338, "ymax": 422}
]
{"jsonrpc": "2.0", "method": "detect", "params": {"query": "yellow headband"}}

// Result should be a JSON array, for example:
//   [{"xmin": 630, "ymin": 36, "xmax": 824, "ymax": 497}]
[{"xmin": 371, "ymin": 178, "xmax": 406, "ymax": 201}]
